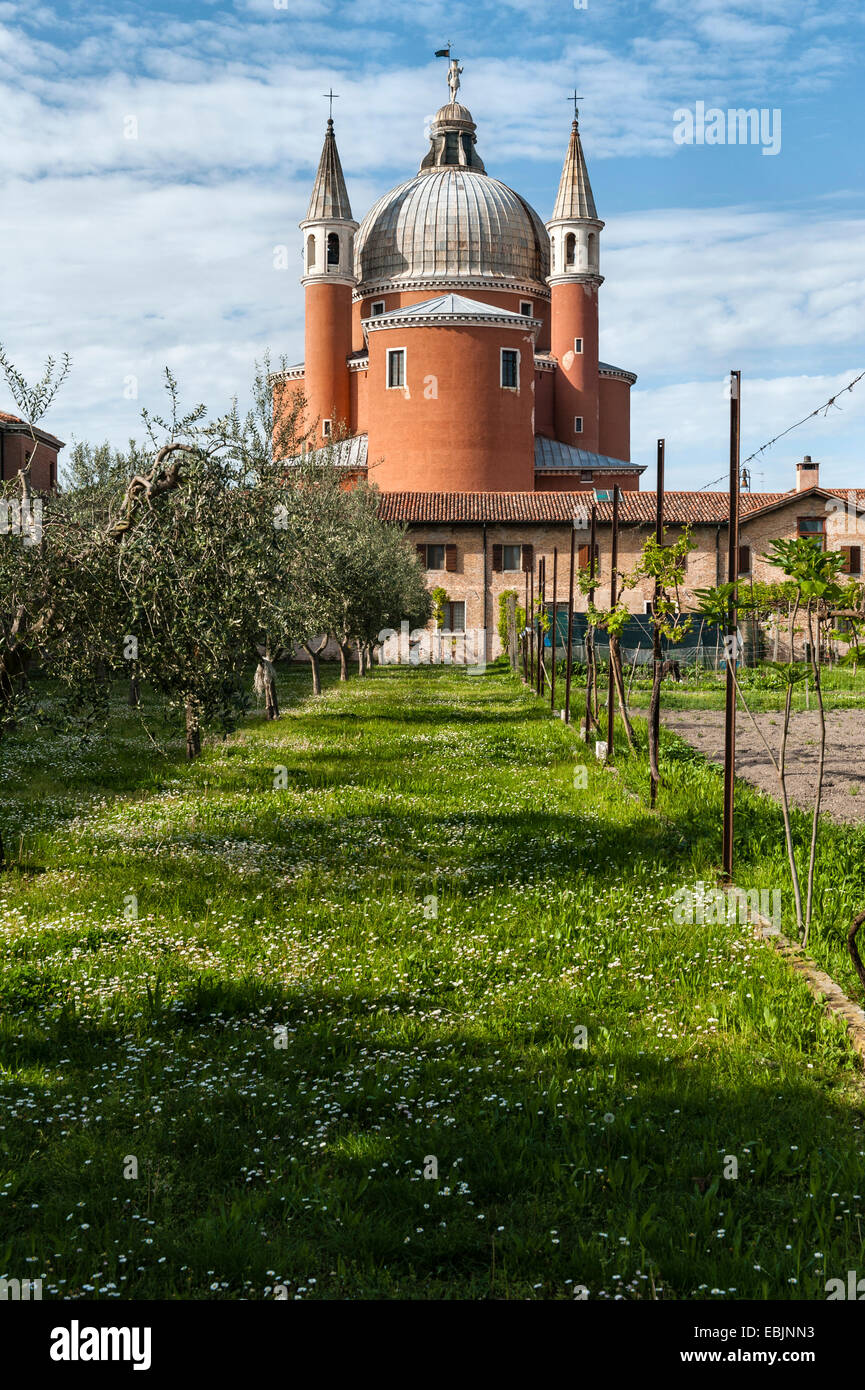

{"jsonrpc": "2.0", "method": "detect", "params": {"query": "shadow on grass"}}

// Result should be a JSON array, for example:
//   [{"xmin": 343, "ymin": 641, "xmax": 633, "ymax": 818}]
[{"xmin": 2, "ymin": 968, "xmax": 862, "ymax": 1297}]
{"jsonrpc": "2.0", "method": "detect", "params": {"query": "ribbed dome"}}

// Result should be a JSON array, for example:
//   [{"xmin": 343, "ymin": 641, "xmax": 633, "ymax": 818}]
[{"xmin": 354, "ymin": 168, "xmax": 551, "ymax": 289}]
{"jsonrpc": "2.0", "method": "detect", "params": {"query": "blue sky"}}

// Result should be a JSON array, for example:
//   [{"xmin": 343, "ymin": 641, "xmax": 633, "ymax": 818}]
[{"xmin": 0, "ymin": 0, "xmax": 863, "ymax": 490}]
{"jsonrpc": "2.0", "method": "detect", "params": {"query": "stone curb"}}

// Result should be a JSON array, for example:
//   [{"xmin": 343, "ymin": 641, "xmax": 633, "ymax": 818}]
[{"xmin": 747, "ymin": 906, "xmax": 865, "ymax": 1062}]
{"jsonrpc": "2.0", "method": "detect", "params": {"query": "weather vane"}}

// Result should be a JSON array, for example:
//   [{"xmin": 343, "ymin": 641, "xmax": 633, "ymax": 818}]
[{"xmin": 323, "ymin": 89, "xmax": 339, "ymax": 120}]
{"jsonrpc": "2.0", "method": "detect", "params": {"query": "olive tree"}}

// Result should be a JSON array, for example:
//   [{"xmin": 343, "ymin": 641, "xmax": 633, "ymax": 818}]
[{"xmin": 0, "ymin": 347, "xmax": 193, "ymax": 863}]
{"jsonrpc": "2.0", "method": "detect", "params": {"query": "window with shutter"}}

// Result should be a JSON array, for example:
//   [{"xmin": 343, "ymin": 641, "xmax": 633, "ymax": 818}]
[
  {"xmin": 416, "ymin": 543, "xmax": 426, "ymax": 565},
  {"xmin": 521, "ymin": 543, "xmax": 534, "ymax": 572},
  {"xmin": 445, "ymin": 543, "xmax": 457, "ymax": 573},
  {"xmin": 502, "ymin": 544, "xmax": 521, "ymax": 571},
  {"xmin": 578, "ymin": 543, "xmax": 599, "ymax": 572},
  {"xmin": 852, "ymin": 545, "xmax": 862, "ymax": 575},
  {"xmin": 491, "ymin": 543, "xmax": 503, "ymax": 572},
  {"xmin": 738, "ymin": 544, "xmax": 751, "ymax": 575}
]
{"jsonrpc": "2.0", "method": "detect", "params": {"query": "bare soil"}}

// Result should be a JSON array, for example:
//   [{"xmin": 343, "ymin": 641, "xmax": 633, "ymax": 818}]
[{"xmin": 662, "ymin": 707, "xmax": 865, "ymax": 825}]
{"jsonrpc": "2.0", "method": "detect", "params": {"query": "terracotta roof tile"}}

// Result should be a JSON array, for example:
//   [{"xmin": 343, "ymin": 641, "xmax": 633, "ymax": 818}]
[{"xmin": 377, "ymin": 488, "xmax": 857, "ymax": 525}]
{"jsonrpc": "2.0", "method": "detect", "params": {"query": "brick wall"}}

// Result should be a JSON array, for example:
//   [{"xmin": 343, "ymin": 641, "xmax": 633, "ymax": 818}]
[
  {"xmin": 407, "ymin": 491, "xmax": 865, "ymax": 660},
  {"xmin": 0, "ymin": 431, "xmax": 58, "ymax": 491}
]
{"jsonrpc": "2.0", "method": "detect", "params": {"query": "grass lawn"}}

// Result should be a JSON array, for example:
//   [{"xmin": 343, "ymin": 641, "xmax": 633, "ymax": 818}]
[{"xmin": 1, "ymin": 663, "xmax": 865, "ymax": 1301}]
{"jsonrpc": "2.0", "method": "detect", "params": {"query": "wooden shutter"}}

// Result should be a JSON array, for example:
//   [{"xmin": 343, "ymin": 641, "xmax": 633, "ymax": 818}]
[
  {"xmin": 841, "ymin": 545, "xmax": 861, "ymax": 575},
  {"xmin": 738, "ymin": 544, "xmax": 751, "ymax": 575},
  {"xmin": 415, "ymin": 543, "xmax": 426, "ymax": 566},
  {"xmin": 445, "ymin": 543, "xmax": 457, "ymax": 573},
  {"xmin": 521, "ymin": 543, "xmax": 534, "ymax": 573},
  {"xmin": 491, "ymin": 543, "xmax": 503, "ymax": 572},
  {"xmin": 579, "ymin": 544, "xmax": 599, "ymax": 572}
]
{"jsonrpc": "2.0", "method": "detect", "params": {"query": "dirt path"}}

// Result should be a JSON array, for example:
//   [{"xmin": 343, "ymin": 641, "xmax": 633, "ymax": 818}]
[{"xmin": 662, "ymin": 708, "xmax": 865, "ymax": 824}]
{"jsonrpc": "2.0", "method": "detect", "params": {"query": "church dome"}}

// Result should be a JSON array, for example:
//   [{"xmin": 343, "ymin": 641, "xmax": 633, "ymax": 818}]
[
  {"xmin": 354, "ymin": 167, "xmax": 550, "ymax": 291},
  {"xmin": 353, "ymin": 98, "xmax": 550, "ymax": 292}
]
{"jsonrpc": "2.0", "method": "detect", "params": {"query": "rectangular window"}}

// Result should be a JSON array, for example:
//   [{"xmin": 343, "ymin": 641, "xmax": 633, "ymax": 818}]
[
  {"xmin": 738, "ymin": 544, "xmax": 751, "ymax": 575},
  {"xmin": 574, "ymin": 416, "xmax": 583, "ymax": 434},
  {"xmin": 445, "ymin": 601, "xmax": 465, "ymax": 632},
  {"xmin": 502, "ymin": 544, "xmax": 521, "ymax": 571},
  {"xmin": 519, "ymin": 301, "xmax": 532, "ymax": 317},
  {"xmin": 580, "ymin": 469, "xmax": 593, "ymax": 482},
  {"xmin": 574, "ymin": 338, "xmax": 583, "ymax": 354},
  {"xmin": 841, "ymin": 545, "xmax": 862, "ymax": 575},
  {"xmin": 426, "ymin": 543, "xmax": 445, "ymax": 570},
  {"xmin": 387, "ymin": 348, "xmax": 405, "ymax": 388},
  {"xmin": 322, "ymin": 419, "xmax": 332, "ymax": 438},
  {"xmin": 500, "ymin": 348, "xmax": 519, "ymax": 389},
  {"xmin": 370, "ymin": 300, "xmax": 386, "ymax": 316},
  {"xmin": 797, "ymin": 515, "xmax": 825, "ymax": 547}
]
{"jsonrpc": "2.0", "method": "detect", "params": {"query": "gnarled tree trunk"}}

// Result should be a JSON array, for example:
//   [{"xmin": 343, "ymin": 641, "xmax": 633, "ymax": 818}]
[
  {"xmin": 254, "ymin": 657, "xmax": 280, "ymax": 719},
  {"xmin": 185, "ymin": 700, "xmax": 201, "ymax": 760},
  {"xmin": 338, "ymin": 639, "xmax": 351, "ymax": 682},
  {"xmin": 302, "ymin": 637, "xmax": 328, "ymax": 695}
]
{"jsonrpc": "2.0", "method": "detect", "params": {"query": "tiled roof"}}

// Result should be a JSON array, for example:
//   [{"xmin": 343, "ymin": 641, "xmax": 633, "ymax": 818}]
[
  {"xmin": 598, "ymin": 361, "xmax": 638, "ymax": 384},
  {"xmin": 372, "ymin": 292, "xmax": 529, "ymax": 322},
  {"xmin": 378, "ymin": 492, "xmax": 593, "ymax": 523},
  {"xmin": 376, "ymin": 488, "xmax": 852, "ymax": 525},
  {"xmin": 534, "ymin": 438, "xmax": 644, "ymax": 474},
  {"xmin": 281, "ymin": 434, "xmax": 368, "ymax": 470},
  {"xmin": 365, "ymin": 293, "xmax": 540, "ymax": 330},
  {"xmin": 0, "ymin": 411, "xmax": 64, "ymax": 446}
]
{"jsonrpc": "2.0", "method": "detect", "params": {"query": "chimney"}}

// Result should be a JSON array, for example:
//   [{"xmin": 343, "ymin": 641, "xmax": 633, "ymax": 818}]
[{"xmin": 795, "ymin": 455, "xmax": 819, "ymax": 492}]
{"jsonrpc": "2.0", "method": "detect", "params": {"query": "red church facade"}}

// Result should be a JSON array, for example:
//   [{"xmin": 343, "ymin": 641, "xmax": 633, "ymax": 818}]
[
  {"xmin": 273, "ymin": 70, "xmax": 857, "ymax": 660},
  {"xmin": 273, "ymin": 84, "xmax": 642, "ymax": 497}
]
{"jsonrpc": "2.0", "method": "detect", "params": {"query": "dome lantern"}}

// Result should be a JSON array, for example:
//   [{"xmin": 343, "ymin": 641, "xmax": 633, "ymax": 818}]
[{"xmin": 420, "ymin": 102, "xmax": 486, "ymax": 174}]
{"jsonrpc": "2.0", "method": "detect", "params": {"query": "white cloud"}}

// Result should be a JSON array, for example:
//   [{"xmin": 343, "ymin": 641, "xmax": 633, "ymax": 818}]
[
  {"xmin": 632, "ymin": 371, "xmax": 865, "ymax": 492},
  {"xmin": 0, "ymin": 1, "xmax": 862, "ymax": 495}
]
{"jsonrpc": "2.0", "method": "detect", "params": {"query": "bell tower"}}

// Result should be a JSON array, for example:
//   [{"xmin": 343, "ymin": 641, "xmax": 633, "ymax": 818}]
[
  {"xmin": 547, "ymin": 108, "xmax": 604, "ymax": 453},
  {"xmin": 299, "ymin": 111, "xmax": 358, "ymax": 442}
]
